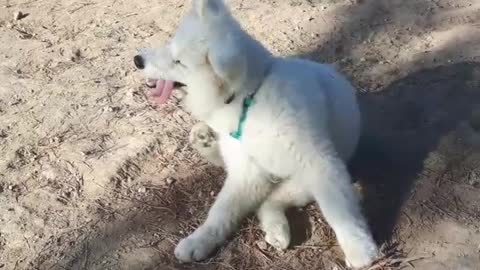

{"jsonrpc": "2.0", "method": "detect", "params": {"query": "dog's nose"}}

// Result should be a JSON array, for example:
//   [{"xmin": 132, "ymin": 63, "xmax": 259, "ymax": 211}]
[{"xmin": 134, "ymin": 55, "xmax": 145, "ymax": 69}]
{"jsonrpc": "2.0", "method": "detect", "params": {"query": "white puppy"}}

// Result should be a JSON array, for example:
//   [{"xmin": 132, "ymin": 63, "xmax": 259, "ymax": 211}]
[{"xmin": 134, "ymin": 0, "xmax": 378, "ymax": 268}]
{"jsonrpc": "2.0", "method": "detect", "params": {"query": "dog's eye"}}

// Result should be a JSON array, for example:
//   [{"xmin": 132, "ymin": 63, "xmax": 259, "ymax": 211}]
[{"xmin": 174, "ymin": 59, "xmax": 182, "ymax": 65}]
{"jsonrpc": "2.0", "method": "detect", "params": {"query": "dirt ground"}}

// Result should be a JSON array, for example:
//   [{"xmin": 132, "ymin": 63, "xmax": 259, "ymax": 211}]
[{"xmin": 1, "ymin": 0, "xmax": 480, "ymax": 269}]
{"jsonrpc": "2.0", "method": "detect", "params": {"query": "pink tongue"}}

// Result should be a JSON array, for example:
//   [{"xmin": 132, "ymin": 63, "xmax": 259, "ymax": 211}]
[{"xmin": 150, "ymin": 80, "xmax": 175, "ymax": 104}]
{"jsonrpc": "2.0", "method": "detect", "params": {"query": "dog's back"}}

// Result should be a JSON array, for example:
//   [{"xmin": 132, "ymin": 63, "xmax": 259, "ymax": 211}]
[{"xmin": 253, "ymin": 57, "xmax": 361, "ymax": 161}]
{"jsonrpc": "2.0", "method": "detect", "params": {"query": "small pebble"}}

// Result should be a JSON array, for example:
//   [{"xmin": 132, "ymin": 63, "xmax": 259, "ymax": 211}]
[
  {"xmin": 166, "ymin": 177, "xmax": 175, "ymax": 185},
  {"xmin": 105, "ymin": 106, "xmax": 120, "ymax": 112},
  {"xmin": 13, "ymin": 11, "xmax": 23, "ymax": 20},
  {"xmin": 469, "ymin": 179, "xmax": 479, "ymax": 188},
  {"xmin": 13, "ymin": 11, "xmax": 28, "ymax": 20},
  {"xmin": 49, "ymin": 136, "xmax": 60, "ymax": 144},
  {"xmin": 257, "ymin": 241, "xmax": 268, "ymax": 250},
  {"xmin": 71, "ymin": 48, "xmax": 81, "ymax": 62}
]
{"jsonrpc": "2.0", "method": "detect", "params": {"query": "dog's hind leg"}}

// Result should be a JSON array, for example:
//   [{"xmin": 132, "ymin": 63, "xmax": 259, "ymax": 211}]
[
  {"xmin": 174, "ymin": 136, "xmax": 273, "ymax": 262},
  {"xmin": 257, "ymin": 179, "xmax": 312, "ymax": 250},
  {"xmin": 189, "ymin": 122, "xmax": 224, "ymax": 167},
  {"xmin": 252, "ymin": 134, "xmax": 377, "ymax": 267},
  {"xmin": 298, "ymin": 153, "xmax": 378, "ymax": 268}
]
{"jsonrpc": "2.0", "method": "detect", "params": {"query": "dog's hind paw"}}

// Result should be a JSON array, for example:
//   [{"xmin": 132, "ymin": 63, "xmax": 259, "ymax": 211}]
[
  {"xmin": 343, "ymin": 237, "xmax": 378, "ymax": 269},
  {"xmin": 264, "ymin": 222, "xmax": 290, "ymax": 250}
]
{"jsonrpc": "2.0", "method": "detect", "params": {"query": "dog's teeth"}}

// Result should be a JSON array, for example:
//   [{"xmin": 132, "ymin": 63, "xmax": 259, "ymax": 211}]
[
  {"xmin": 145, "ymin": 79, "xmax": 157, "ymax": 88},
  {"xmin": 145, "ymin": 80, "xmax": 156, "ymax": 88}
]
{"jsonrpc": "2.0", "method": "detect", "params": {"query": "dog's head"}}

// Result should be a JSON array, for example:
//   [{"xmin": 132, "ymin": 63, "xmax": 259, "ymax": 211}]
[
  {"xmin": 134, "ymin": 0, "xmax": 234, "ymax": 105},
  {"xmin": 134, "ymin": 0, "xmax": 271, "ymax": 118}
]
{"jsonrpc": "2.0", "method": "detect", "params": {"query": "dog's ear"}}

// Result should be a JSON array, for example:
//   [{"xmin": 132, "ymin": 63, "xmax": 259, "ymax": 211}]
[
  {"xmin": 207, "ymin": 43, "xmax": 246, "ymax": 96},
  {"xmin": 193, "ymin": 0, "xmax": 227, "ymax": 19}
]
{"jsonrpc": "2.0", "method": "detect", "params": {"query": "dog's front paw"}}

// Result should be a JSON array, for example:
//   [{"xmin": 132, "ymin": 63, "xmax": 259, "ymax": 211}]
[
  {"xmin": 174, "ymin": 236, "xmax": 212, "ymax": 262},
  {"xmin": 263, "ymin": 223, "xmax": 290, "ymax": 250},
  {"xmin": 189, "ymin": 122, "xmax": 223, "ymax": 166},
  {"xmin": 189, "ymin": 122, "xmax": 218, "ymax": 149},
  {"xmin": 174, "ymin": 228, "xmax": 220, "ymax": 262},
  {"xmin": 344, "ymin": 238, "xmax": 378, "ymax": 269}
]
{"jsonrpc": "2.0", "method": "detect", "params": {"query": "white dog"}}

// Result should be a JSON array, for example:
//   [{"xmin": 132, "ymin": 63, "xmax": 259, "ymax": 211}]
[{"xmin": 134, "ymin": 0, "xmax": 378, "ymax": 268}]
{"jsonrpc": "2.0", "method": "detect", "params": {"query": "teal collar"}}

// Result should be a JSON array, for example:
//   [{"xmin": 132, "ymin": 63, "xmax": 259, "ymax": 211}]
[
  {"xmin": 230, "ymin": 93, "xmax": 256, "ymax": 140},
  {"xmin": 229, "ymin": 63, "xmax": 271, "ymax": 140}
]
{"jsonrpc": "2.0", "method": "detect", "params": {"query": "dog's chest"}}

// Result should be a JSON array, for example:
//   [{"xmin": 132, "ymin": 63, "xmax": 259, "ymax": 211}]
[
  {"xmin": 205, "ymin": 101, "xmax": 243, "ymax": 136},
  {"xmin": 212, "ymin": 95, "xmax": 300, "ymax": 178}
]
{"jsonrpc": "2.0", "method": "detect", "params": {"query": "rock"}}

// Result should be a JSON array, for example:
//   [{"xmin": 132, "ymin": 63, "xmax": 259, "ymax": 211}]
[
  {"xmin": 13, "ymin": 11, "xmax": 28, "ymax": 20},
  {"xmin": 165, "ymin": 177, "xmax": 175, "ymax": 185},
  {"xmin": 49, "ymin": 136, "xmax": 61, "ymax": 144},
  {"xmin": 70, "ymin": 48, "xmax": 82, "ymax": 62},
  {"xmin": 257, "ymin": 240, "xmax": 268, "ymax": 250},
  {"xmin": 14, "ymin": 11, "xmax": 22, "ymax": 20}
]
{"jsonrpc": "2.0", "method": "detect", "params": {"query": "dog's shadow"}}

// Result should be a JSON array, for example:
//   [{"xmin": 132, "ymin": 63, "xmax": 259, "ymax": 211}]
[{"xmin": 288, "ymin": 61, "xmax": 480, "ymax": 246}]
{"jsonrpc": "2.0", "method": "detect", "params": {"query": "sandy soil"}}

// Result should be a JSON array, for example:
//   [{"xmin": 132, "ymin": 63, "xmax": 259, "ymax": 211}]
[{"xmin": 1, "ymin": 0, "xmax": 480, "ymax": 269}]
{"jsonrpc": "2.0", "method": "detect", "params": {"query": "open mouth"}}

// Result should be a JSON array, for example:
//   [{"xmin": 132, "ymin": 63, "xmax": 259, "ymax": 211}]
[{"xmin": 145, "ymin": 79, "xmax": 186, "ymax": 104}]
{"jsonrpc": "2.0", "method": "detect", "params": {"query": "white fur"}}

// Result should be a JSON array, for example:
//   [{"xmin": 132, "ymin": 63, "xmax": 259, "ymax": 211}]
[{"xmin": 136, "ymin": 0, "xmax": 378, "ymax": 268}]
